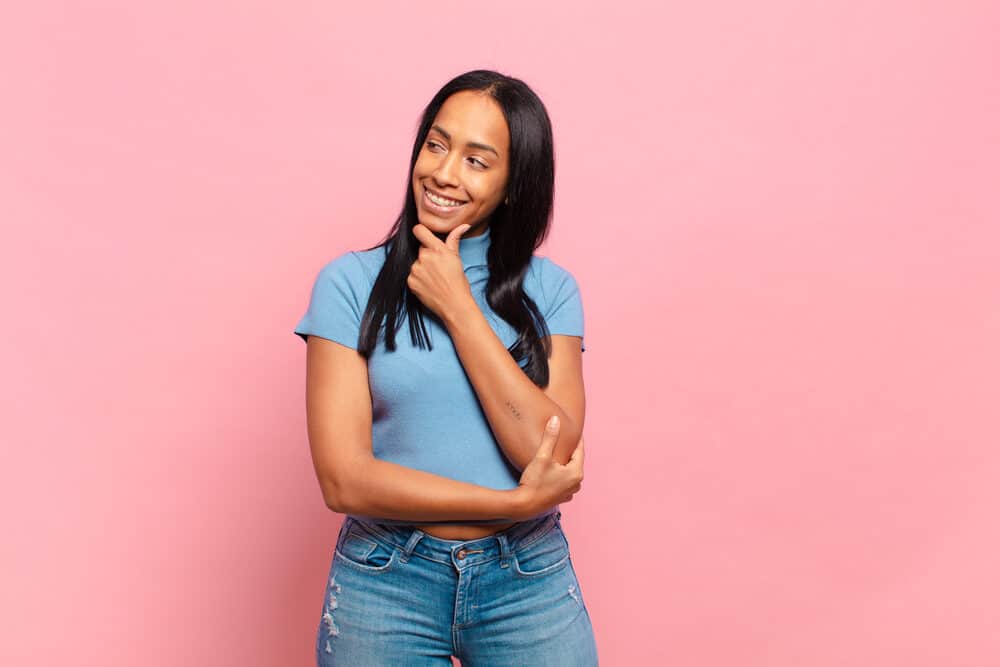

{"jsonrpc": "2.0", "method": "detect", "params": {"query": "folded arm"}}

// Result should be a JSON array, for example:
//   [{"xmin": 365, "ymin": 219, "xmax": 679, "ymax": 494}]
[
  {"xmin": 303, "ymin": 335, "xmax": 535, "ymax": 521},
  {"xmin": 442, "ymin": 298, "xmax": 585, "ymax": 471}
]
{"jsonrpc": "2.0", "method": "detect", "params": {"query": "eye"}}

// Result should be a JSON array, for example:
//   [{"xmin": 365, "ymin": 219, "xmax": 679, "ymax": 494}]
[
  {"xmin": 469, "ymin": 157, "xmax": 487, "ymax": 169},
  {"xmin": 426, "ymin": 140, "xmax": 444, "ymax": 151}
]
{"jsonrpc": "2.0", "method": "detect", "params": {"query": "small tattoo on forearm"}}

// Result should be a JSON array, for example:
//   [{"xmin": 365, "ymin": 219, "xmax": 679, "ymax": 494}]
[{"xmin": 505, "ymin": 400, "xmax": 523, "ymax": 420}]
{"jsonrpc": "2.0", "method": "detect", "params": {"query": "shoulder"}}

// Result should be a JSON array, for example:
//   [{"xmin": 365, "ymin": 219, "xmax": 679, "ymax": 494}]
[
  {"xmin": 527, "ymin": 254, "xmax": 581, "ymax": 293},
  {"xmin": 350, "ymin": 244, "xmax": 390, "ymax": 277},
  {"xmin": 315, "ymin": 245, "xmax": 386, "ymax": 287}
]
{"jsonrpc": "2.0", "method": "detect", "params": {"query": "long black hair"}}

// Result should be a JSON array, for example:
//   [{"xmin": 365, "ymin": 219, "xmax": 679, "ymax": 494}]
[{"xmin": 356, "ymin": 69, "xmax": 558, "ymax": 387}]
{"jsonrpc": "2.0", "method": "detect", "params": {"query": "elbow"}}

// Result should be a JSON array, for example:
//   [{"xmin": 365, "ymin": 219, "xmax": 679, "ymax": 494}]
[
  {"xmin": 554, "ymin": 419, "xmax": 584, "ymax": 466},
  {"xmin": 523, "ymin": 415, "xmax": 583, "ymax": 468},
  {"xmin": 320, "ymin": 458, "xmax": 371, "ymax": 515},
  {"xmin": 323, "ymin": 484, "xmax": 358, "ymax": 516},
  {"xmin": 324, "ymin": 491, "xmax": 347, "ymax": 514},
  {"xmin": 319, "ymin": 470, "xmax": 354, "ymax": 515},
  {"xmin": 321, "ymin": 480, "xmax": 345, "ymax": 514}
]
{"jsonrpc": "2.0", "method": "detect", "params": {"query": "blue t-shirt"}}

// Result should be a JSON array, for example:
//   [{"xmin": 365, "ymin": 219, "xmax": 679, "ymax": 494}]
[{"xmin": 294, "ymin": 226, "xmax": 585, "ymax": 525}]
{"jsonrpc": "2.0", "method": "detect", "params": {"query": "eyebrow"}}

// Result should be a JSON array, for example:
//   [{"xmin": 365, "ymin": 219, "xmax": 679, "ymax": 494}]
[{"xmin": 430, "ymin": 124, "xmax": 500, "ymax": 158}]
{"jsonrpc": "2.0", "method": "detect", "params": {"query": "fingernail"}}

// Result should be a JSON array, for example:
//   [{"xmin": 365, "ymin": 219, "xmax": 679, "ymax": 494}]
[{"xmin": 547, "ymin": 416, "xmax": 559, "ymax": 431}]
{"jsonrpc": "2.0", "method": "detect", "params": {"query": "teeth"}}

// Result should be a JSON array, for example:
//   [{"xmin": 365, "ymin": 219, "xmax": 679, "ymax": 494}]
[{"xmin": 427, "ymin": 189, "xmax": 465, "ymax": 207}]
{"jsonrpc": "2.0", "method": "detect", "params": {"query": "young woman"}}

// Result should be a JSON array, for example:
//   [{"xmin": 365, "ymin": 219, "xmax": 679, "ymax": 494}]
[{"xmin": 294, "ymin": 69, "xmax": 598, "ymax": 665}]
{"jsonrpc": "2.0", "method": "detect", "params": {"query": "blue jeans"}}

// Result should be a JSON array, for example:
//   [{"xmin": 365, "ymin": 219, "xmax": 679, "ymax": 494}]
[{"xmin": 316, "ymin": 510, "xmax": 599, "ymax": 666}]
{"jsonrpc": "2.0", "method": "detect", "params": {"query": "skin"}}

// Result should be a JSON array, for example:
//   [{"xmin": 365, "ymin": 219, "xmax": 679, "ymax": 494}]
[
  {"xmin": 411, "ymin": 90, "xmax": 511, "ymax": 242},
  {"xmin": 412, "ymin": 90, "xmax": 518, "ymax": 539},
  {"xmin": 405, "ymin": 90, "xmax": 583, "ymax": 540},
  {"xmin": 304, "ymin": 90, "xmax": 585, "ymax": 542},
  {"xmin": 405, "ymin": 224, "xmax": 585, "ymax": 540}
]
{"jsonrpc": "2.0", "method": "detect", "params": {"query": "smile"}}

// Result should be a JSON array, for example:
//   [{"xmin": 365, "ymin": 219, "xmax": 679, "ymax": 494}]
[{"xmin": 424, "ymin": 186, "xmax": 468, "ymax": 210}]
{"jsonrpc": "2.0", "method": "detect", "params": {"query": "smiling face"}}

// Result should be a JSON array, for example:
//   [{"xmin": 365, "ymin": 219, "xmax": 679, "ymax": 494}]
[{"xmin": 411, "ymin": 90, "xmax": 511, "ymax": 239}]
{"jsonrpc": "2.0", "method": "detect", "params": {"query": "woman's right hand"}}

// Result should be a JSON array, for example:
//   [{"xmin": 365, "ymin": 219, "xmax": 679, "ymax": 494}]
[{"xmin": 512, "ymin": 415, "xmax": 585, "ymax": 519}]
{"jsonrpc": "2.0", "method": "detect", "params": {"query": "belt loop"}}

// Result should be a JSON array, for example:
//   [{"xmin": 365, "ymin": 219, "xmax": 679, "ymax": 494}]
[
  {"xmin": 496, "ymin": 532, "xmax": 512, "ymax": 568},
  {"xmin": 337, "ymin": 516, "xmax": 352, "ymax": 544},
  {"xmin": 399, "ymin": 528, "xmax": 424, "ymax": 564}
]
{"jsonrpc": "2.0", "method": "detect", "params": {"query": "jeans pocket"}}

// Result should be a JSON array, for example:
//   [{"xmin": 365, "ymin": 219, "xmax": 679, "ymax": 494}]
[
  {"xmin": 512, "ymin": 521, "xmax": 571, "ymax": 578},
  {"xmin": 335, "ymin": 527, "xmax": 397, "ymax": 573}
]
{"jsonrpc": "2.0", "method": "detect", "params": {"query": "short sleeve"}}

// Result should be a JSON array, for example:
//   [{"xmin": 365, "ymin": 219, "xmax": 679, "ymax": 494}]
[
  {"xmin": 293, "ymin": 252, "xmax": 368, "ymax": 350},
  {"xmin": 542, "ymin": 259, "xmax": 586, "ymax": 352}
]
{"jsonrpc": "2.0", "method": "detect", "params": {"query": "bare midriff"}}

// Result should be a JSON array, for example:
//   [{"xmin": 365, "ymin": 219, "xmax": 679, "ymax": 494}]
[{"xmin": 418, "ymin": 521, "xmax": 519, "ymax": 541}]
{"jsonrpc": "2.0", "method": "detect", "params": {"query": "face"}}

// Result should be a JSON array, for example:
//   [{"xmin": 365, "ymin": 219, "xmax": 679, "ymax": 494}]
[{"xmin": 411, "ymin": 90, "xmax": 510, "ymax": 238}]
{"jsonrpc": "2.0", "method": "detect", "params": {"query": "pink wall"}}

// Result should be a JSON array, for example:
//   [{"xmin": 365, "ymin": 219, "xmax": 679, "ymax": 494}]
[{"xmin": 3, "ymin": 1, "xmax": 998, "ymax": 665}]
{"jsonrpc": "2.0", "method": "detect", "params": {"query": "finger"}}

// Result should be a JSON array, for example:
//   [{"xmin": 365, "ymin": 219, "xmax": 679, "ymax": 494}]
[
  {"xmin": 411, "ymin": 223, "xmax": 444, "ymax": 249},
  {"xmin": 445, "ymin": 224, "xmax": 471, "ymax": 251},
  {"xmin": 535, "ymin": 415, "xmax": 561, "ymax": 459}
]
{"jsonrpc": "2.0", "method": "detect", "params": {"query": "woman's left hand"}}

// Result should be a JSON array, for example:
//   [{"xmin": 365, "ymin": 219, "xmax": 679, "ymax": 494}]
[{"xmin": 407, "ymin": 223, "xmax": 476, "ymax": 322}]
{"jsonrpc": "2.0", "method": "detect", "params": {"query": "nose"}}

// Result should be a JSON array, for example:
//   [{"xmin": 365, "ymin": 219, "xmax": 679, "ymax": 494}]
[{"xmin": 432, "ymin": 151, "xmax": 461, "ymax": 187}]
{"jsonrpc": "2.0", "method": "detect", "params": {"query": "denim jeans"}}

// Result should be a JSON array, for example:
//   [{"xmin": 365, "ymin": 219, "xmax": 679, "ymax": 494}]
[{"xmin": 316, "ymin": 510, "xmax": 599, "ymax": 666}]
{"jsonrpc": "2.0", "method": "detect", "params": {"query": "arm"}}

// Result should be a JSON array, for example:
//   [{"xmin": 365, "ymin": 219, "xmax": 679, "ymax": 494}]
[
  {"xmin": 405, "ymin": 225, "xmax": 586, "ymax": 472},
  {"xmin": 339, "ymin": 458, "xmax": 526, "ymax": 522},
  {"xmin": 442, "ymin": 300, "xmax": 586, "ymax": 471},
  {"xmin": 304, "ymin": 335, "xmax": 531, "ymax": 521}
]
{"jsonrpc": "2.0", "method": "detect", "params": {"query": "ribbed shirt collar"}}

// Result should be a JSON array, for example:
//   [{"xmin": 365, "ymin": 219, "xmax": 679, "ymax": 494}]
[{"xmin": 458, "ymin": 225, "xmax": 491, "ymax": 270}]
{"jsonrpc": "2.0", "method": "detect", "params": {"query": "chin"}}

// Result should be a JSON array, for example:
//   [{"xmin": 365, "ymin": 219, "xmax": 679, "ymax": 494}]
[
  {"xmin": 416, "ymin": 213, "xmax": 444, "ymax": 228},
  {"xmin": 417, "ymin": 205, "xmax": 464, "ymax": 226}
]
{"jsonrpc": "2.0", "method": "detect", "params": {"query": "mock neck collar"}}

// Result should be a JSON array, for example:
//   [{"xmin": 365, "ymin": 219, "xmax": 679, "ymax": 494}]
[{"xmin": 458, "ymin": 225, "xmax": 491, "ymax": 269}]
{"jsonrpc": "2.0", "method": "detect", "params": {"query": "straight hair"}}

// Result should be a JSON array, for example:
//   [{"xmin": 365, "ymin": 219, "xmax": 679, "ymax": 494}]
[{"xmin": 356, "ymin": 69, "xmax": 559, "ymax": 387}]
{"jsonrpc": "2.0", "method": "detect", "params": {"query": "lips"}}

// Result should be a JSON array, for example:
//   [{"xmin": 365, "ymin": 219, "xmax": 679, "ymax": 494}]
[
  {"xmin": 424, "ymin": 185, "xmax": 467, "ymax": 204},
  {"xmin": 422, "ymin": 185, "xmax": 468, "ymax": 214}
]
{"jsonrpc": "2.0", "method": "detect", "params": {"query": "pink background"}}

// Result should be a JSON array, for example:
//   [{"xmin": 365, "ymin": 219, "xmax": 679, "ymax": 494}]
[{"xmin": 3, "ymin": 1, "xmax": 998, "ymax": 665}]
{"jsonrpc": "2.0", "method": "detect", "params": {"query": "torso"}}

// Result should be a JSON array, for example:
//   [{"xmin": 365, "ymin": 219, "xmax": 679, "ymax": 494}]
[
  {"xmin": 346, "ymin": 249, "xmax": 573, "ymax": 526},
  {"xmin": 417, "ymin": 521, "xmax": 518, "ymax": 540}
]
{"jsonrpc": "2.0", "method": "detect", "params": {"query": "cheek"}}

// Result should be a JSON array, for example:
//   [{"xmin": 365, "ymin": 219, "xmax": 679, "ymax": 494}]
[
  {"xmin": 468, "ymin": 177, "xmax": 504, "ymax": 202},
  {"xmin": 412, "ymin": 154, "xmax": 433, "ymax": 178}
]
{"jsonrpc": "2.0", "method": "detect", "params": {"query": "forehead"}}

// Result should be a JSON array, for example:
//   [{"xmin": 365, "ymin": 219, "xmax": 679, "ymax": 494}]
[{"xmin": 432, "ymin": 91, "xmax": 510, "ymax": 152}]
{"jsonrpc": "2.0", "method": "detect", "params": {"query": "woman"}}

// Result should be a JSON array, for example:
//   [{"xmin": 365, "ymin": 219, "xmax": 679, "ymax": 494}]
[{"xmin": 295, "ymin": 69, "xmax": 598, "ymax": 665}]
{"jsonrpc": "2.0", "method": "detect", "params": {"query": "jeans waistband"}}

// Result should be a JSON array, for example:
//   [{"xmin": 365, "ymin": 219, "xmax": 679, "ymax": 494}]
[{"xmin": 343, "ymin": 510, "xmax": 562, "ymax": 568}]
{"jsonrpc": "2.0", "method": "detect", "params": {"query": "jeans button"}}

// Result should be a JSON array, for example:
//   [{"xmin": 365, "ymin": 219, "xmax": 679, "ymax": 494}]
[{"xmin": 456, "ymin": 549, "xmax": 467, "ymax": 560}]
